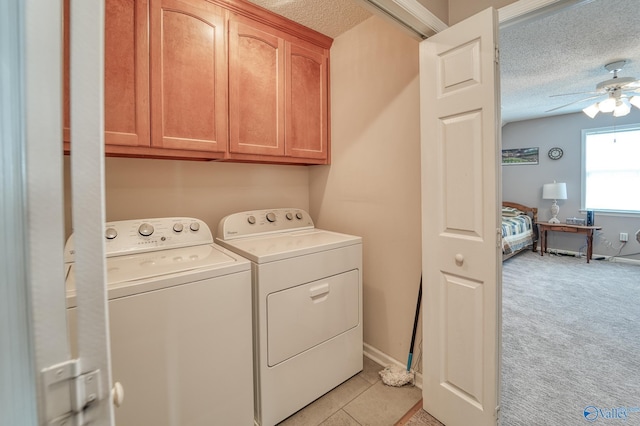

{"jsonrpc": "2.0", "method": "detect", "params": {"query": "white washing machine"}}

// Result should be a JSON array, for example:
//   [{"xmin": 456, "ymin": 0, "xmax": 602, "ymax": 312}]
[
  {"xmin": 65, "ymin": 217, "xmax": 254, "ymax": 426},
  {"xmin": 216, "ymin": 208, "xmax": 363, "ymax": 426}
]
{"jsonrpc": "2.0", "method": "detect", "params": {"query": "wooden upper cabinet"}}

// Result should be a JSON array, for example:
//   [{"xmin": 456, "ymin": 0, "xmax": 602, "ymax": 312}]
[
  {"xmin": 286, "ymin": 42, "xmax": 328, "ymax": 160},
  {"xmin": 64, "ymin": 0, "xmax": 330, "ymax": 163},
  {"xmin": 150, "ymin": 0, "xmax": 228, "ymax": 153},
  {"xmin": 229, "ymin": 18, "xmax": 285, "ymax": 157},
  {"xmin": 228, "ymin": 15, "xmax": 330, "ymax": 164},
  {"xmin": 63, "ymin": 0, "xmax": 150, "ymax": 148}
]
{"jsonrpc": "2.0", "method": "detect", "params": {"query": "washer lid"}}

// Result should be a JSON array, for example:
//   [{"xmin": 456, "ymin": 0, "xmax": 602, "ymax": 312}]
[
  {"xmin": 67, "ymin": 244, "xmax": 247, "ymax": 291},
  {"xmin": 107, "ymin": 244, "xmax": 245, "ymax": 284},
  {"xmin": 216, "ymin": 229, "xmax": 362, "ymax": 264}
]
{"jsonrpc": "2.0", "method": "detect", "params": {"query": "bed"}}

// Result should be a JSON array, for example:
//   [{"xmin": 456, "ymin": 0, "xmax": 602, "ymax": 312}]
[{"xmin": 502, "ymin": 201, "xmax": 538, "ymax": 261}]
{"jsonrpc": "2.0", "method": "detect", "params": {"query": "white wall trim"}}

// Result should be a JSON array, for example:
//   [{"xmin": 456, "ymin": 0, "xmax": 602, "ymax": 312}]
[
  {"xmin": 363, "ymin": 342, "xmax": 423, "ymax": 389},
  {"xmin": 498, "ymin": 0, "xmax": 596, "ymax": 26},
  {"xmin": 540, "ymin": 247, "xmax": 640, "ymax": 265},
  {"xmin": 392, "ymin": 0, "xmax": 447, "ymax": 32},
  {"xmin": 357, "ymin": 0, "xmax": 447, "ymax": 38},
  {"xmin": 364, "ymin": 0, "xmax": 597, "ymax": 38}
]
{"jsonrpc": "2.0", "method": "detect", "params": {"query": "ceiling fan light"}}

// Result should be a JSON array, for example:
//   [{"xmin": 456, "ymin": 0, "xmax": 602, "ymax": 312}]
[
  {"xmin": 613, "ymin": 100, "xmax": 631, "ymax": 117},
  {"xmin": 583, "ymin": 103, "xmax": 600, "ymax": 118},
  {"xmin": 630, "ymin": 96, "xmax": 640, "ymax": 109},
  {"xmin": 598, "ymin": 97, "xmax": 616, "ymax": 113}
]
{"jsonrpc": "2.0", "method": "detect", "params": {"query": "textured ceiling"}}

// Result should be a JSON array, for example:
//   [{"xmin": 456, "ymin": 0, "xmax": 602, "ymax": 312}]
[
  {"xmin": 245, "ymin": 0, "xmax": 371, "ymax": 38},
  {"xmin": 500, "ymin": 0, "xmax": 640, "ymax": 123},
  {"xmin": 245, "ymin": 0, "xmax": 640, "ymax": 124}
]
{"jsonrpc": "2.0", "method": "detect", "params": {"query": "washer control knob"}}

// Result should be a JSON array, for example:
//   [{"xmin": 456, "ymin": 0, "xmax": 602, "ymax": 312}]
[
  {"xmin": 173, "ymin": 223, "xmax": 184, "ymax": 233},
  {"xmin": 105, "ymin": 227, "xmax": 118, "ymax": 240},
  {"xmin": 266, "ymin": 212, "xmax": 276, "ymax": 223},
  {"xmin": 296, "ymin": 212, "xmax": 303, "ymax": 220},
  {"xmin": 189, "ymin": 222, "xmax": 200, "ymax": 232},
  {"xmin": 138, "ymin": 223, "xmax": 154, "ymax": 237},
  {"xmin": 247, "ymin": 216, "xmax": 256, "ymax": 225},
  {"xmin": 286, "ymin": 212, "xmax": 293, "ymax": 220}
]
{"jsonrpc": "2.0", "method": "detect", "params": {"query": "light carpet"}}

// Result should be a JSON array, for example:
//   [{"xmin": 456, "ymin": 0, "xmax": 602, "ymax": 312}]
[
  {"xmin": 501, "ymin": 251, "xmax": 640, "ymax": 425},
  {"xmin": 400, "ymin": 251, "xmax": 640, "ymax": 425}
]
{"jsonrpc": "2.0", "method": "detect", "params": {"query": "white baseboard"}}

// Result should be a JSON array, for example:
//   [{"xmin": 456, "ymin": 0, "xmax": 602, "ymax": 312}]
[
  {"xmin": 363, "ymin": 342, "xmax": 423, "ymax": 389},
  {"xmin": 542, "ymin": 247, "xmax": 640, "ymax": 265}
]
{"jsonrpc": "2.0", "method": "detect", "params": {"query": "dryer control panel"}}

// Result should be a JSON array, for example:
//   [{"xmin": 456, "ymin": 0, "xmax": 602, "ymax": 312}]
[
  {"xmin": 65, "ymin": 217, "xmax": 213, "ymax": 262},
  {"xmin": 217, "ymin": 208, "xmax": 314, "ymax": 240}
]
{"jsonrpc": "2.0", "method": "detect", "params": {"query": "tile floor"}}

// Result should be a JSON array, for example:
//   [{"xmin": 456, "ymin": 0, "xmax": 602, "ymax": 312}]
[{"xmin": 278, "ymin": 357, "xmax": 423, "ymax": 426}]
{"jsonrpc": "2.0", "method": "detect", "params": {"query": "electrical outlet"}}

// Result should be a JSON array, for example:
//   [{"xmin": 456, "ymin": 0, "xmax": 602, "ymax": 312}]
[{"xmin": 620, "ymin": 232, "xmax": 628, "ymax": 242}]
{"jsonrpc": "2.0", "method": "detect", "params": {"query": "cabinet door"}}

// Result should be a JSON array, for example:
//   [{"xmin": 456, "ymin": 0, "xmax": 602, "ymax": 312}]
[
  {"xmin": 286, "ymin": 42, "xmax": 329, "ymax": 161},
  {"xmin": 63, "ymin": 0, "xmax": 150, "ymax": 147},
  {"xmin": 229, "ymin": 18, "xmax": 285, "ymax": 157},
  {"xmin": 150, "ymin": 0, "xmax": 227, "ymax": 153}
]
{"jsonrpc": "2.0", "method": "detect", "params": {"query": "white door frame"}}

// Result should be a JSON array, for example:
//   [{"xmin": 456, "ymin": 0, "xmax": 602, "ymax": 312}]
[
  {"xmin": 1, "ymin": 0, "xmax": 114, "ymax": 424},
  {"xmin": 1, "ymin": 1, "xmax": 39, "ymax": 422}
]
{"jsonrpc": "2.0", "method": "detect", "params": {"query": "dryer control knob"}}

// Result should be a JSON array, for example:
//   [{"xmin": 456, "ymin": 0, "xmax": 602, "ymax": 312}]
[
  {"xmin": 266, "ymin": 212, "xmax": 276, "ymax": 223},
  {"xmin": 247, "ymin": 216, "xmax": 256, "ymax": 225},
  {"xmin": 138, "ymin": 223, "xmax": 154, "ymax": 237},
  {"xmin": 296, "ymin": 212, "xmax": 303, "ymax": 220},
  {"xmin": 105, "ymin": 227, "xmax": 118, "ymax": 240},
  {"xmin": 173, "ymin": 223, "xmax": 184, "ymax": 233},
  {"xmin": 286, "ymin": 212, "xmax": 293, "ymax": 220},
  {"xmin": 189, "ymin": 222, "xmax": 200, "ymax": 232}
]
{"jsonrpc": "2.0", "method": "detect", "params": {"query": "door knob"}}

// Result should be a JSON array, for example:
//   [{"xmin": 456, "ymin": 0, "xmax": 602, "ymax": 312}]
[{"xmin": 112, "ymin": 381, "xmax": 124, "ymax": 408}]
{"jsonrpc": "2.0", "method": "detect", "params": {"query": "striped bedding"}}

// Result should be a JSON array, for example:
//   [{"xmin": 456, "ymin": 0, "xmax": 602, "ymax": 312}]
[{"xmin": 501, "ymin": 214, "xmax": 534, "ymax": 255}]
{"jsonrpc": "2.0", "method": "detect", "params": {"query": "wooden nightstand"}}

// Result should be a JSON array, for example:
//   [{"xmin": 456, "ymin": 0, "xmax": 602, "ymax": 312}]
[{"xmin": 537, "ymin": 222, "xmax": 602, "ymax": 263}]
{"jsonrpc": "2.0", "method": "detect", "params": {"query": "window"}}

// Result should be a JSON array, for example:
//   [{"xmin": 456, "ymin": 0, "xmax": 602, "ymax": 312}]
[{"xmin": 582, "ymin": 124, "xmax": 640, "ymax": 214}]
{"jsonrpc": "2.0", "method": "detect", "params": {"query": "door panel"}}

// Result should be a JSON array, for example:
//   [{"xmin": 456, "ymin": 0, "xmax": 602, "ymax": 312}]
[
  {"xmin": 286, "ymin": 43, "xmax": 328, "ymax": 159},
  {"xmin": 229, "ymin": 18, "xmax": 285, "ymax": 156},
  {"xmin": 150, "ymin": 0, "xmax": 227, "ymax": 152},
  {"xmin": 420, "ymin": 7, "xmax": 501, "ymax": 426},
  {"xmin": 63, "ymin": 0, "xmax": 150, "ymax": 147},
  {"xmin": 104, "ymin": 0, "xmax": 150, "ymax": 146}
]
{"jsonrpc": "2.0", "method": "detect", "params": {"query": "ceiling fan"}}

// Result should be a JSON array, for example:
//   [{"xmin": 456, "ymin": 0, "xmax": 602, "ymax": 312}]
[{"xmin": 547, "ymin": 60, "xmax": 640, "ymax": 118}]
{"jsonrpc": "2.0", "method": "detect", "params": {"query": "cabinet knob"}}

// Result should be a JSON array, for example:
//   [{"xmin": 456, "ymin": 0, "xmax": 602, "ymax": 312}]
[{"xmin": 455, "ymin": 254, "xmax": 464, "ymax": 265}]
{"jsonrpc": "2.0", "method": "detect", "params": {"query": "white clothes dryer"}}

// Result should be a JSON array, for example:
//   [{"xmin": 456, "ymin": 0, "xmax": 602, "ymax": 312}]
[
  {"xmin": 65, "ymin": 217, "xmax": 254, "ymax": 426},
  {"xmin": 216, "ymin": 208, "xmax": 363, "ymax": 426}
]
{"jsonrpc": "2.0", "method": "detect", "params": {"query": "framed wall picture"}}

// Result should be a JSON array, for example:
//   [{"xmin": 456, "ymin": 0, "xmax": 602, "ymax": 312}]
[{"xmin": 501, "ymin": 147, "xmax": 539, "ymax": 165}]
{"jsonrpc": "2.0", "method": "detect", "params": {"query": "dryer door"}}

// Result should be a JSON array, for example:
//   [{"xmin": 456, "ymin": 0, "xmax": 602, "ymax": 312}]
[{"xmin": 267, "ymin": 269, "xmax": 359, "ymax": 366}]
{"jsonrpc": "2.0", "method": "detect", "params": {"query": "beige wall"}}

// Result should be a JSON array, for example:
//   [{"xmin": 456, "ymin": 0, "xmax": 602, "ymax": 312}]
[
  {"xmin": 417, "ymin": 0, "xmax": 449, "ymax": 24},
  {"xmin": 63, "ymin": 12, "xmax": 423, "ymax": 368},
  {"xmin": 449, "ymin": 0, "xmax": 516, "ymax": 24},
  {"xmin": 63, "ymin": 156, "xmax": 309, "ymax": 239},
  {"xmin": 310, "ymin": 15, "xmax": 422, "ymax": 364}
]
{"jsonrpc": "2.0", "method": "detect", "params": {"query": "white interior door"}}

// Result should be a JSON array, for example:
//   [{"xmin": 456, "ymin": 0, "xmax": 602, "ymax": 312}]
[
  {"xmin": 14, "ymin": 0, "xmax": 115, "ymax": 424},
  {"xmin": 420, "ymin": 7, "xmax": 501, "ymax": 426}
]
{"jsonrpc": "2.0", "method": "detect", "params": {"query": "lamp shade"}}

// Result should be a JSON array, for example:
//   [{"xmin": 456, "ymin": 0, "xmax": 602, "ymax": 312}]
[{"xmin": 542, "ymin": 182, "xmax": 567, "ymax": 200}]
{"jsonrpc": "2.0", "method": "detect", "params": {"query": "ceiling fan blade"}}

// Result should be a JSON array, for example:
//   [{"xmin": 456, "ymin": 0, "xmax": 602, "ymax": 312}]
[
  {"xmin": 549, "ymin": 90, "xmax": 601, "ymax": 98},
  {"xmin": 545, "ymin": 94, "xmax": 603, "ymax": 113},
  {"xmin": 621, "ymin": 80, "xmax": 640, "ymax": 89}
]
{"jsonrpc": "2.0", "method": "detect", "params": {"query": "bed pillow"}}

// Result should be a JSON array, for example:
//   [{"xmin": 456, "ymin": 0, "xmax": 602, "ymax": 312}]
[{"xmin": 502, "ymin": 206, "xmax": 525, "ymax": 217}]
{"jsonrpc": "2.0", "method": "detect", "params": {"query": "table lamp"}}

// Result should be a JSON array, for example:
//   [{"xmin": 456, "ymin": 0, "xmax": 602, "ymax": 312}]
[{"xmin": 542, "ymin": 181, "xmax": 567, "ymax": 224}]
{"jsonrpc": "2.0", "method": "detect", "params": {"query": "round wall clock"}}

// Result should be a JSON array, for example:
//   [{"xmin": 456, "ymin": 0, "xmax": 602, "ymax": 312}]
[{"xmin": 548, "ymin": 147, "xmax": 563, "ymax": 160}]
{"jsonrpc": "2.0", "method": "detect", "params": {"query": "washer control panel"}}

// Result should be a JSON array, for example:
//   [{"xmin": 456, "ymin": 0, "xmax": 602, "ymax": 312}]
[
  {"xmin": 65, "ymin": 217, "xmax": 213, "ymax": 262},
  {"xmin": 217, "ymin": 208, "xmax": 314, "ymax": 240}
]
